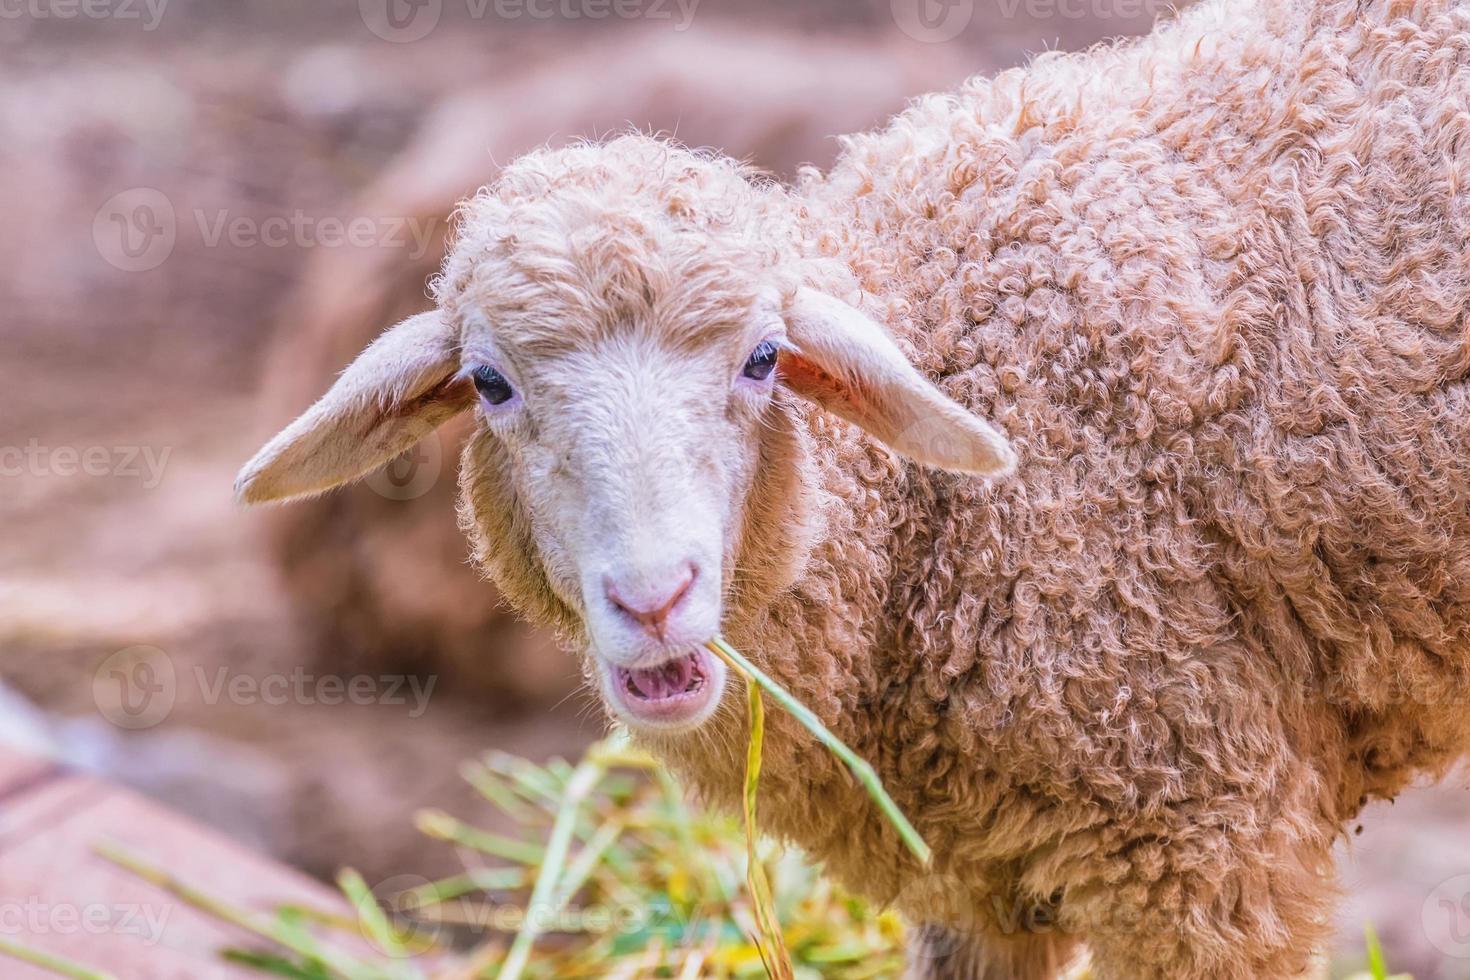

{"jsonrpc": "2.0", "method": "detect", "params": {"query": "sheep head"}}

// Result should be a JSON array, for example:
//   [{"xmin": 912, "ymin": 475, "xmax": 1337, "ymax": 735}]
[{"xmin": 236, "ymin": 135, "xmax": 1014, "ymax": 733}]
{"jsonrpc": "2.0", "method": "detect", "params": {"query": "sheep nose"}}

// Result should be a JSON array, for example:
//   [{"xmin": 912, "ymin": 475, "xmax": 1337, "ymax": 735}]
[{"xmin": 605, "ymin": 564, "xmax": 696, "ymax": 641}]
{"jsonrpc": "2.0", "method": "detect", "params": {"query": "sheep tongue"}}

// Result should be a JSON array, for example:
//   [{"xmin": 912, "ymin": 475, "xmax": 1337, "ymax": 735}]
[{"xmin": 626, "ymin": 654, "xmax": 695, "ymax": 700}]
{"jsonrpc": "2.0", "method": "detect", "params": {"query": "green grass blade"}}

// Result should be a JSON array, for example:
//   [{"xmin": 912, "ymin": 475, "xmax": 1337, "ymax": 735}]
[
  {"xmin": 414, "ymin": 811, "xmax": 544, "ymax": 865},
  {"xmin": 94, "ymin": 841, "xmax": 387, "ymax": 980},
  {"xmin": 1364, "ymin": 922, "xmax": 1387, "ymax": 980},
  {"xmin": 221, "ymin": 949, "xmax": 334, "ymax": 980},
  {"xmin": 706, "ymin": 637, "xmax": 932, "ymax": 867},
  {"xmin": 740, "ymin": 668, "xmax": 795, "ymax": 980},
  {"xmin": 494, "ymin": 755, "xmax": 606, "ymax": 980},
  {"xmin": 339, "ymin": 869, "xmax": 414, "ymax": 961},
  {"xmin": 399, "ymin": 870, "xmax": 528, "ymax": 909},
  {"xmin": 0, "ymin": 936, "xmax": 116, "ymax": 980}
]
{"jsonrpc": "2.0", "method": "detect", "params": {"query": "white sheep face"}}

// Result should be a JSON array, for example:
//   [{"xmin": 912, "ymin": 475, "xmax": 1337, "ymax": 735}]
[
  {"xmin": 235, "ymin": 146, "xmax": 1014, "ymax": 735},
  {"xmin": 454, "ymin": 306, "xmax": 793, "ymax": 731}
]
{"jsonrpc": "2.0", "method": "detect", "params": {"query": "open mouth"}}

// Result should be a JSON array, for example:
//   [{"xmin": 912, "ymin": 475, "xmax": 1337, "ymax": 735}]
[{"xmin": 605, "ymin": 648, "xmax": 723, "ymax": 729}]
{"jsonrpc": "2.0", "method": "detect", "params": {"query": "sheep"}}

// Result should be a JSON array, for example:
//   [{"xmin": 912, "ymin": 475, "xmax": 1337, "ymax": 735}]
[
  {"xmin": 237, "ymin": 0, "xmax": 1470, "ymax": 976},
  {"xmin": 256, "ymin": 28, "xmax": 976, "ymax": 708}
]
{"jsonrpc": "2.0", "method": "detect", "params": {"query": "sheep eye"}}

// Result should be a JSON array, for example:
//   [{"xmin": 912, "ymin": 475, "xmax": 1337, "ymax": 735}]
[
  {"xmin": 742, "ymin": 340, "xmax": 778, "ymax": 381},
  {"xmin": 472, "ymin": 365, "xmax": 514, "ymax": 406}
]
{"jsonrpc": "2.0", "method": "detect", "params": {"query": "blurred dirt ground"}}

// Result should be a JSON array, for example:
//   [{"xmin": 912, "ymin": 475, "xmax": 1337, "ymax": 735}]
[{"xmin": 2, "ymin": 1, "xmax": 1469, "ymax": 976}]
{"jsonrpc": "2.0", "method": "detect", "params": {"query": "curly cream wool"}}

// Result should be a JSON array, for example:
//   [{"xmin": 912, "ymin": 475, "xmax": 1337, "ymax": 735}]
[{"xmin": 240, "ymin": 0, "xmax": 1470, "ymax": 975}]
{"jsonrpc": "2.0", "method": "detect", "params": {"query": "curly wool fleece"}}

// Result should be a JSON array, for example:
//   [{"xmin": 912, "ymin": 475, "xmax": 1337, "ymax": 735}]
[{"xmin": 440, "ymin": 0, "xmax": 1470, "ymax": 976}]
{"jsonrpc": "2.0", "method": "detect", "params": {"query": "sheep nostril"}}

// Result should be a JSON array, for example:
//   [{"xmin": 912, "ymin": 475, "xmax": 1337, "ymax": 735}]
[{"xmin": 605, "ymin": 565, "xmax": 696, "ymax": 640}]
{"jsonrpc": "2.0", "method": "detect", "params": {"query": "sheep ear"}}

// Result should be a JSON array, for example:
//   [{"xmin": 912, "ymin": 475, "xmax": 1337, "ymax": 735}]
[
  {"xmin": 235, "ymin": 310, "xmax": 474, "ymax": 505},
  {"xmin": 779, "ymin": 287, "xmax": 1015, "ymax": 476}
]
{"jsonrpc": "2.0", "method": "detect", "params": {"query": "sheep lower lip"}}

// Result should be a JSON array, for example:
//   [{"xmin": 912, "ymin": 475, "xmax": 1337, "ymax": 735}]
[{"xmin": 610, "ymin": 650, "xmax": 713, "ymax": 722}]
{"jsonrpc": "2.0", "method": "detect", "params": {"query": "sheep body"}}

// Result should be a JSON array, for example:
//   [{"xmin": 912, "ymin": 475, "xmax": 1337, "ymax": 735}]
[
  {"xmin": 248, "ymin": 0, "xmax": 1470, "ymax": 974},
  {"xmin": 575, "ymin": 1, "xmax": 1470, "ymax": 976}
]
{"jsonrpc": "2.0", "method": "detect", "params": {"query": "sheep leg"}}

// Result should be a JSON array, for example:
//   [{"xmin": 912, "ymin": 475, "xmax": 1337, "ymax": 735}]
[{"xmin": 903, "ymin": 923, "xmax": 1080, "ymax": 980}]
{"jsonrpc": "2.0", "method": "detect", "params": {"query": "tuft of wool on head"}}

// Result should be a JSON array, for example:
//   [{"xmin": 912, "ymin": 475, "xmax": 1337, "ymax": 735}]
[{"xmin": 437, "ymin": 136, "xmax": 816, "ymax": 358}]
